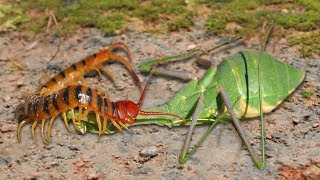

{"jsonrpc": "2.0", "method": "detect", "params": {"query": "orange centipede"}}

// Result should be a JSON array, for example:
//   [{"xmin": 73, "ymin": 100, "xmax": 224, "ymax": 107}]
[
  {"xmin": 17, "ymin": 69, "xmax": 185, "ymax": 144},
  {"xmin": 39, "ymin": 42, "xmax": 142, "ymax": 95}
]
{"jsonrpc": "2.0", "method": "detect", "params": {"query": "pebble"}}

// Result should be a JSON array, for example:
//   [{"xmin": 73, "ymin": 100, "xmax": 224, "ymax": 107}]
[
  {"xmin": 292, "ymin": 118, "xmax": 300, "ymax": 125},
  {"xmin": 312, "ymin": 123, "xmax": 319, "ymax": 128},
  {"xmin": 0, "ymin": 157, "xmax": 9, "ymax": 164},
  {"xmin": 139, "ymin": 146, "xmax": 158, "ymax": 158},
  {"xmin": 0, "ymin": 124, "xmax": 15, "ymax": 133}
]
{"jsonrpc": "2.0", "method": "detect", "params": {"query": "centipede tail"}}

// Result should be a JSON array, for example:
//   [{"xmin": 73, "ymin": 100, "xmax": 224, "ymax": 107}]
[{"xmin": 39, "ymin": 42, "xmax": 142, "ymax": 95}]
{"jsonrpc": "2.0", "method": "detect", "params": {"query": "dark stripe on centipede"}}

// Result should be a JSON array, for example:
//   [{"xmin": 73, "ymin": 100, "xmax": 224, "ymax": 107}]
[
  {"xmin": 53, "ymin": 95, "xmax": 59, "ymax": 110},
  {"xmin": 32, "ymin": 102, "xmax": 38, "ymax": 116},
  {"xmin": 17, "ymin": 105, "xmax": 24, "ymax": 111},
  {"xmin": 72, "ymin": 64, "xmax": 77, "ymax": 70},
  {"xmin": 63, "ymin": 86, "xmax": 70, "ymax": 104},
  {"xmin": 93, "ymin": 53, "xmax": 97, "ymax": 58},
  {"xmin": 43, "ymin": 96, "xmax": 50, "ymax": 114},
  {"xmin": 59, "ymin": 71, "xmax": 66, "ymax": 78},
  {"xmin": 27, "ymin": 103, "xmax": 32, "ymax": 114},
  {"xmin": 104, "ymin": 99, "xmax": 109, "ymax": 111},
  {"xmin": 97, "ymin": 95, "xmax": 103, "ymax": 112},
  {"xmin": 18, "ymin": 115, "xmax": 28, "ymax": 123},
  {"xmin": 86, "ymin": 88, "xmax": 92, "ymax": 105},
  {"xmin": 81, "ymin": 59, "xmax": 86, "ymax": 66},
  {"xmin": 50, "ymin": 78, "xmax": 57, "ymax": 83},
  {"xmin": 75, "ymin": 85, "xmax": 82, "ymax": 102},
  {"xmin": 111, "ymin": 102, "xmax": 116, "ymax": 112}
]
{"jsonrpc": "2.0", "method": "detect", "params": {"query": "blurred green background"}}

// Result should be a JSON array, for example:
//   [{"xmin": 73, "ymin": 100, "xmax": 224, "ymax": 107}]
[{"xmin": 1, "ymin": 0, "xmax": 319, "ymax": 57}]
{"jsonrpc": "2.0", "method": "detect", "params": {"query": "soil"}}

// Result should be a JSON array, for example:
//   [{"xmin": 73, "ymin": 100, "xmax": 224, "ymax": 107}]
[{"xmin": 0, "ymin": 26, "xmax": 319, "ymax": 179}]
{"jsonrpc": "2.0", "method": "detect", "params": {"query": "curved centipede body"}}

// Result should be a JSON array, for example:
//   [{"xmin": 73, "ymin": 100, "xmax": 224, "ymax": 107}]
[
  {"xmin": 39, "ymin": 42, "xmax": 142, "ymax": 95},
  {"xmin": 17, "ymin": 68, "xmax": 186, "ymax": 144},
  {"xmin": 17, "ymin": 84, "xmax": 118, "ymax": 144}
]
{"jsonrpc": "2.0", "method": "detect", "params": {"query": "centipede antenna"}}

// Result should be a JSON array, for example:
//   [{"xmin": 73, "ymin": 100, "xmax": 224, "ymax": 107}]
[
  {"xmin": 137, "ymin": 65, "xmax": 158, "ymax": 107},
  {"xmin": 138, "ymin": 111, "xmax": 186, "ymax": 124}
]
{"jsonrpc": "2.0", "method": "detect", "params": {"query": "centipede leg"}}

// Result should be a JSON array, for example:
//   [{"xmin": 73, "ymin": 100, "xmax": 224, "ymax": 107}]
[
  {"xmin": 110, "ymin": 119, "xmax": 123, "ymax": 132},
  {"xmin": 97, "ymin": 66, "xmax": 116, "ymax": 83},
  {"xmin": 109, "ymin": 54, "xmax": 142, "ymax": 90},
  {"xmin": 107, "ymin": 42, "xmax": 133, "ymax": 64},
  {"xmin": 17, "ymin": 119, "xmax": 29, "ymax": 143},
  {"xmin": 77, "ymin": 108, "xmax": 90, "ymax": 123},
  {"xmin": 47, "ymin": 116, "xmax": 56, "ymax": 142},
  {"xmin": 41, "ymin": 119, "xmax": 48, "ymax": 144},
  {"xmin": 70, "ymin": 109, "xmax": 82, "ymax": 133},
  {"xmin": 102, "ymin": 117, "xmax": 108, "ymax": 135},
  {"xmin": 62, "ymin": 113, "xmax": 73, "ymax": 132},
  {"xmin": 118, "ymin": 121, "xmax": 130, "ymax": 131},
  {"xmin": 96, "ymin": 114, "xmax": 102, "ymax": 137},
  {"xmin": 77, "ymin": 107, "xmax": 82, "ymax": 123},
  {"xmin": 31, "ymin": 121, "xmax": 39, "ymax": 145}
]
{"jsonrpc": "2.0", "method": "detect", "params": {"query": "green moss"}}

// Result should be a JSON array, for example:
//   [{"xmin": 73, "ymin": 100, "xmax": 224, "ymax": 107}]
[
  {"xmin": 167, "ymin": 12, "xmax": 194, "ymax": 31},
  {"xmin": 300, "ymin": 88, "xmax": 314, "ymax": 99},
  {"xmin": 0, "ymin": 4, "xmax": 27, "ymax": 32},
  {"xmin": 288, "ymin": 31, "xmax": 320, "ymax": 57},
  {"xmin": 4, "ymin": 0, "xmax": 320, "ymax": 57},
  {"xmin": 276, "ymin": 11, "xmax": 319, "ymax": 31},
  {"xmin": 97, "ymin": 12, "xmax": 126, "ymax": 36}
]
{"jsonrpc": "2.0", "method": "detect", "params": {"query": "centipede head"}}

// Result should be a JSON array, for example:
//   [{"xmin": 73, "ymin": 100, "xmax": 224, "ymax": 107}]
[{"xmin": 114, "ymin": 100, "xmax": 139, "ymax": 124}]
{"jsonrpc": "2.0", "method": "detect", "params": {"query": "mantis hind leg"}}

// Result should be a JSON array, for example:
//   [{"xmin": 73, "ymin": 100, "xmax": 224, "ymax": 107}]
[
  {"xmin": 217, "ymin": 85, "xmax": 265, "ymax": 169},
  {"xmin": 179, "ymin": 87, "xmax": 265, "ymax": 169},
  {"xmin": 179, "ymin": 93, "xmax": 221, "ymax": 163}
]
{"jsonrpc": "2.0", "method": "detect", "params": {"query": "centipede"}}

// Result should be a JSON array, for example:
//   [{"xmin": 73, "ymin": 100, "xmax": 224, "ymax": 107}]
[
  {"xmin": 16, "ymin": 68, "xmax": 185, "ymax": 144},
  {"xmin": 39, "ymin": 42, "xmax": 142, "ymax": 95}
]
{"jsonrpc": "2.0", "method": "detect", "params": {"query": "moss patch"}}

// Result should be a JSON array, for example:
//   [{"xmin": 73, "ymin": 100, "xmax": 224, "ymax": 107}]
[{"xmin": 3, "ymin": 0, "xmax": 320, "ymax": 57}]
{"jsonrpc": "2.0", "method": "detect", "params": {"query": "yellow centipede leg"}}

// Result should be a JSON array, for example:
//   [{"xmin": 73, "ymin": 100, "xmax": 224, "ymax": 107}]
[
  {"xmin": 71, "ymin": 109, "xmax": 82, "ymax": 133},
  {"xmin": 31, "ymin": 121, "xmax": 39, "ymax": 145},
  {"xmin": 62, "ymin": 113, "xmax": 73, "ymax": 132},
  {"xmin": 17, "ymin": 119, "xmax": 29, "ymax": 143},
  {"xmin": 110, "ymin": 119, "xmax": 123, "ymax": 133},
  {"xmin": 41, "ymin": 119, "xmax": 48, "ymax": 144},
  {"xmin": 78, "ymin": 107, "xmax": 82, "ymax": 122},
  {"xmin": 102, "ymin": 117, "xmax": 108, "ymax": 135},
  {"xmin": 118, "ymin": 121, "xmax": 130, "ymax": 132},
  {"xmin": 77, "ymin": 108, "xmax": 90, "ymax": 123},
  {"xmin": 96, "ymin": 114, "xmax": 102, "ymax": 137},
  {"xmin": 47, "ymin": 116, "xmax": 56, "ymax": 142}
]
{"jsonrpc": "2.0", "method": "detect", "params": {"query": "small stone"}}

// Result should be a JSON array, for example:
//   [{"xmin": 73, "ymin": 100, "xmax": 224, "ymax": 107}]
[
  {"xmin": 139, "ymin": 146, "xmax": 158, "ymax": 158},
  {"xmin": 0, "ymin": 124, "xmax": 15, "ymax": 133},
  {"xmin": 0, "ymin": 157, "xmax": 9, "ymax": 164},
  {"xmin": 87, "ymin": 173, "xmax": 101, "ymax": 180},
  {"xmin": 281, "ymin": 9, "xmax": 288, "ymax": 13},
  {"xmin": 292, "ymin": 118, "xmax": 300, "ymax": 125},
  {"xmin": 312, "ymin": 123, "xmax": 319, "ymax": 128},
  {"xmin": 251, "ymin": 176, "xmax": 260, "ymax": 180},
  {"xmin": 266, "ymin": 134, "xmax": 272, "ymax": 140},
  {"xmin": 186, "ymin": 44, "xmax": 196, "ymax": 51}
]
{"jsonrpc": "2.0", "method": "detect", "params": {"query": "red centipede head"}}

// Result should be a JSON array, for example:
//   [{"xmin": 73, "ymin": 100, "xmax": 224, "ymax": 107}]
[{"xmin": 114, "ymin": 100, "xmax": 139, "ymax": 124}]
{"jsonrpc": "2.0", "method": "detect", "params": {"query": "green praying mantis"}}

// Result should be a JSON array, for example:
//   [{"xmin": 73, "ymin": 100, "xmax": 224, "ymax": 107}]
[{"xmin": 67, "ymin": 36, "xmax": 305, "ymax": 170}]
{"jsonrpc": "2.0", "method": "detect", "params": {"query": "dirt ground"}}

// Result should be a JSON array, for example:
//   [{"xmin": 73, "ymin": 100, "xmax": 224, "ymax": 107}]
[{"xmin": 0, "ymin": 26, "xmax": 319, "ymax": 179}]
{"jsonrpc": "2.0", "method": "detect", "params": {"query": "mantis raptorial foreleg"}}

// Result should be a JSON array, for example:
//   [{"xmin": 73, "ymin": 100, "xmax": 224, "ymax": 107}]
[{"xmin": 179, "ymin": 85, "xmax": 265, "ymax": 169}]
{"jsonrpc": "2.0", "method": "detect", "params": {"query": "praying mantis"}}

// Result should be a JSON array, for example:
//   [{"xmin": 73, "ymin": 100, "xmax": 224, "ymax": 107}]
[{"xmin": 67, "ymin": 37, "xmax": 305, "ymax": 169}]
